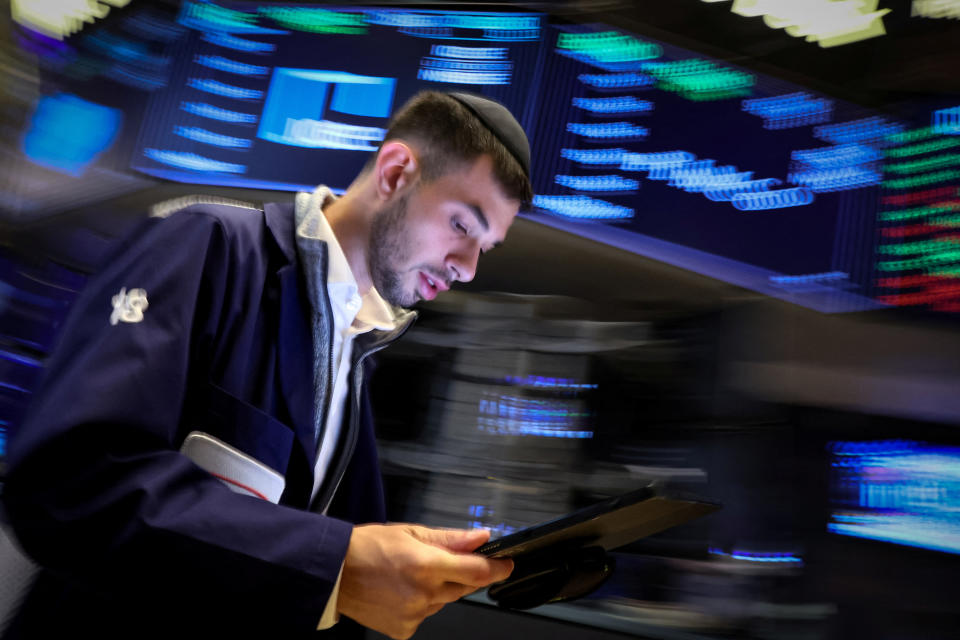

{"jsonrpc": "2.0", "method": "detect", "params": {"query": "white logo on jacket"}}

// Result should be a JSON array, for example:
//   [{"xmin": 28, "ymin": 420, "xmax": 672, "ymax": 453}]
[{"xmin": 110, "ymin": 287, "xmax": 149, "ymax": 325}]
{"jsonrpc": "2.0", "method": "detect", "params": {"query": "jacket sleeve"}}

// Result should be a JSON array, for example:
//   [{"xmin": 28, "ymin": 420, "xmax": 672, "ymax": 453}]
[{"xmin": 2, "ymin": 209, "xmax": 353, "ymax": 634}]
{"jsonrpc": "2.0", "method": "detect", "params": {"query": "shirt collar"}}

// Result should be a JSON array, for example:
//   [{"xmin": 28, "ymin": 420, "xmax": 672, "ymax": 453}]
[{"xmin": 294, "ymin": 186, "xmax": 399, "ymax": 332}]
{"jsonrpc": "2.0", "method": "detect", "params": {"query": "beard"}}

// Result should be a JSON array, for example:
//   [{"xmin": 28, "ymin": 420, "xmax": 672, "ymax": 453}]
[{"xmin": 368, "ymin": 191, "xmax": 417, "ymax": 307}]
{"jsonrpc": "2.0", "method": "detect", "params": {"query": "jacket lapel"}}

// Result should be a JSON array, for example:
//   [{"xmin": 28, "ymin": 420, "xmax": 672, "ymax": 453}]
[{"xmin": 264, "ymin": 203, "xmax": 319, "ymax": 471}]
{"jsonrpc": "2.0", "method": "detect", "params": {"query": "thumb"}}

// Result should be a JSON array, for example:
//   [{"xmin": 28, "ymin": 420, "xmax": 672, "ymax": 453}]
[{"xmin": 411, "ymin": 526, "xmax": 491, "ymax": 552}]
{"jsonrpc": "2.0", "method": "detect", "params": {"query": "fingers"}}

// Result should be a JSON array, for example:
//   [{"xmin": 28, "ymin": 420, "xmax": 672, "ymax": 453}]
[
  {"xmin": 408, "ymin": 525, "xmax": 490, "ymax": 552},
  {"xmin": 454, "ymin": 555, "xmax": 514, "ymax": 586},
  {"xmin": 407, "ymin": 526, "xmax": 514, "ymax": 586},
  {"xmin": 338, "ymin": 524, "xmax": 515, "ymax": 640},
  {"xmin": 427, "ymin": 548, "xmax": 514, "ymax": 587},
  {"xmin": 435, "ymin": 581, "xmax": 482, "ymax": 603}
]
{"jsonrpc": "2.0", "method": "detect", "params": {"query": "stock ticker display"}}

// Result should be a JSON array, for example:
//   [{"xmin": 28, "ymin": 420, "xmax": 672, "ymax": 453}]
[
  {"xmin": 58, "ymin": 2, "xmax": 958, "ymax": 316},
  {"xmin": 131, "ymin": 3, "xmax": 546, "ymax": 191}
]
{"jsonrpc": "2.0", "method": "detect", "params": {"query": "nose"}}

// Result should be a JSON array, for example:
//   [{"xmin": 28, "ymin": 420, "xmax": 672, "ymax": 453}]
[{"xmin": 448, "ymin": 241, "xmax": 481, "ymax": 284}]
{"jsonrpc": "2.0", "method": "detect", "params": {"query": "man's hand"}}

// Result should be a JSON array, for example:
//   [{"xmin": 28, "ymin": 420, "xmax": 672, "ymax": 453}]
[{"xmin": 337, "ymin": 524, "xmax": 514, "ymax": 639}]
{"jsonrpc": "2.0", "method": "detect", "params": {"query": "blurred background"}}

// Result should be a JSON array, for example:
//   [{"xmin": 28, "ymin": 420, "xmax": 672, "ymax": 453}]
[{"xmin": 2, "ymin": 1, "xmax": 960, "ymax": 638}]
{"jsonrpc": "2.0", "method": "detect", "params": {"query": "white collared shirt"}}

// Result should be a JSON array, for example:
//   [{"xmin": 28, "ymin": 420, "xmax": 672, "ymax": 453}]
[
  {"xmin": 293, "ymin": 186, "xmax": 398, "ymax": 630},
  {"xmin": 294, "ymin": 187, "xmax": 397, "ymax": 503}
]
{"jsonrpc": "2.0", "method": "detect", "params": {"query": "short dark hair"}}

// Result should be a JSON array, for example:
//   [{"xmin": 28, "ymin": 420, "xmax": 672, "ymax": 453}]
[{"xmin": 374, "ymin": 91, "xmax": 533, "ymax": 209}]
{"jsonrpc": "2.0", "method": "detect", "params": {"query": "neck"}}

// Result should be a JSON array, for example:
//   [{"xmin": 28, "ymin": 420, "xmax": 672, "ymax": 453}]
[{"xmin": 323, "ymin": 178, "xmax": 377, "ymax": 294}]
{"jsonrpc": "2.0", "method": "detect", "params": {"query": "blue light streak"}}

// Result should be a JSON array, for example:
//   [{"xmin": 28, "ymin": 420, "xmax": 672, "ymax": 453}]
[
  {"xmin": 399, "ymin": 27, "xmax": 453, "ymax": 39},
  {"xmin": 194, "ymin": 55, "xmax": 269, "ymax": 76},
  {"xmin": 417, "ymin": 50, "xmax": 512, "ymax": 84},
  {"xmin": 572, "ymin": 96, "xmax": 653, "ymax": 115},
  {"xmin": 742, "ymin": 92, "xmax": 833, "ymax": 130},
  {"xmin": 618, "ymin": 149, "xmax": 791, "ymax": 208},
  {"xmin": 0, "ymin": 349, "xmax": 42, "ymax": 368},
  {"xmin": 672, "ymin": 167, "xmax": 753, "ymax": 187},
  {"xmin": 791, "ymin": 144, "xmax": 882, "ymax": 168},
  {"xmin": 201, "ymin": 32, "xmax": 276, "ymax": 53},
  {"xmin": 143, "ymin": 149, "xmax": 246, "ymax": 174},
  {"xmin": 365, "ymin": 11, "xmax": 540, "ymax": 32},
  {"xmin": 488, "ymin": 29, "xmax": 541, "ymax": 41},
  {"xmin": 561, "ymin": 148, "xmax": 628, "ymax": 166},
  {"xmin": 431, "ymin": 45, "xmax": 506, "ymax": 59},
  {"xmin": 645, "ymin": 157, "xmax": 715, "ymax": 178},
  {"xmin": 533, "ymin": 195, "xmax": 634, "ymax": 220},
  {"xmin": 704, "ymin": 178, "xmax": 782, "ymax": 201},
  {"xmin": 829, "ymin": 439, "xmax": 918, "ymax": 456},
  {"xmin": 420, "ymin": 58, "xmax": 512, "ymax": 71},
  {"xmin": 567, "ymin": 121, "xmax": 648, "ymax": 140},
  {"xmin": 174, "ymin": 126, "xmax": 251, "ymax": 149},
  {"xmin": 0, "ymin": 381, "xmax": 29, "ymax": 394},
  {"xmin": 417, "ymin": 66, "xmax": 510, "ymax": 84},
  {"xmin": 180, "ymin": 102, "xmax": 257, "ymax": 124},
  {"xmin": 365, "ymin": 11, "xmax": 540, "ymax": 41},
  {"xmin": 503, "ymin": 375, "xmax": 598, "ymax": 390},
  {"xmin": 477, "ymin": 394, "xmax": 594, "ymax": 439},
  {"xmin": 187, "ymin": 79, "xmax": 263, "ymax": 100},
  {"xmin": 710, "ymin": 548, "xmax": 803, "ymax": 564},
  {"xmin": 669, "ymin": 166, "xmax": 758, "ymax": 192},
  {"xmin": 275, "ymin": 119, "xmax": 386, "ymax": 151},
  {"xmin": 578, "ymin": 72, "xmax": 655, "ymax": 90},
  {"xmin": 555, "ymin": 174, "xmax": 639, "ymax": 192},
  {"xmin": 770, "ymin": 271, "xmax": 848, "ymax": 285},
  {"xmin": 731, "ymin": 187, "xmax": 815, "ymax": 211},
  {"xmin": 788, "ymin": 166, "xmax": 882, "ymax": 192},
  {"xmin": 619, "ymin": 150, "xmax": 696, "ymax": 171},
  {"xmin": 478, "ymin": 421, "xmax": 594, "ymax": 438},
  {"xmin": 815, "ymin": 116, "xmax": 904, "ymax": 145}
]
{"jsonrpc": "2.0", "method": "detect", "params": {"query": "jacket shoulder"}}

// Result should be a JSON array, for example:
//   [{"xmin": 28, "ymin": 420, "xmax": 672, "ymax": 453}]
[
  {"xmin": 146, "ymin": 195, "xmax": 296, "ymax": 261},
  {"xmin": 149, "ymin": 195, "xmax": 265, "ymax": 235}
]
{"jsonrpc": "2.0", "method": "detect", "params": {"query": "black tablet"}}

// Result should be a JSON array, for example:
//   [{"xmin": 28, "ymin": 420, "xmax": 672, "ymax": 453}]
[{"xmin": 476, "ymin": 484, "xmax": 721, "ymax": 558}]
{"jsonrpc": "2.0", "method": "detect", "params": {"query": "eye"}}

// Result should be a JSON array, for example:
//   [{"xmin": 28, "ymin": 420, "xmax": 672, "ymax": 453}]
[{"xmin": 452, "ymin": 217, "xmax": 468, "ymax": 235}]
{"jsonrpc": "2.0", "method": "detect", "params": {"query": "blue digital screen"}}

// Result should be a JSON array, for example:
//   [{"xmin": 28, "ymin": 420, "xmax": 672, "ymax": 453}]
[
  {"xmin": 23, "ymin": 93, "xmax": 123, "ymax": 176},
  {"xmin": 131, "ymin": 3, "xmax": 545, "ymax": 192},
  {"xmin": 125, "ymin": 4, "xmax": 960, "ymax": 316},
  {"xmin": 828, "ymin": 440, "xmax": 960, "ymax": 555},
  {"xmin": 524, "ymin": 23, "xmax": 907, "ymax": 314}
]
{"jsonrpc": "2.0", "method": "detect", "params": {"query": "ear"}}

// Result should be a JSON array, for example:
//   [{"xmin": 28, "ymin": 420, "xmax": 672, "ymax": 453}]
[{"xmin": 373, "ymin": 141, "xmax": 419, "ymax": 201}]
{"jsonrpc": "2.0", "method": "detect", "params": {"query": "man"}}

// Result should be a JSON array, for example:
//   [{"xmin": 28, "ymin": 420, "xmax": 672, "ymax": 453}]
[{"xmin": 2, "ymin": 91, "xmax": 533, "ymax": 639}]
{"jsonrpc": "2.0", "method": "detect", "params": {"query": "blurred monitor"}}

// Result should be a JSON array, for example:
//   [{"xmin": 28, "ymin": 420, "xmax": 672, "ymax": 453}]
[
  {"xmin": 130, "ymin": 3, "xmax": 546, "ymax": 191},
  {"xmin": 119, "ymin": 3, "xmax": 960, "ymax": 317},
  {"xmin": 828, "ymin": 439, "xmax": 960, "ymax": 555},
  {"xmin": 526, "ymin": 21, "xmax": 959, "ymax": 316}
]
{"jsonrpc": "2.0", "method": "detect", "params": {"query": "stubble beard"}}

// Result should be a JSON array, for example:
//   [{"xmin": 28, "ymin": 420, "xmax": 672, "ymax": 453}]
[{"xmin": 368, "ymin": 192, "xmax": 417, "ymax": 307}]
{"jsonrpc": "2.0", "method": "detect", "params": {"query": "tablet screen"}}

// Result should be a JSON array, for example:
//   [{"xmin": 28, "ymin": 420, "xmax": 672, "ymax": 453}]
[{"xmin": 476, "ymin": 484, "xmax": 720, "ymax": 558}]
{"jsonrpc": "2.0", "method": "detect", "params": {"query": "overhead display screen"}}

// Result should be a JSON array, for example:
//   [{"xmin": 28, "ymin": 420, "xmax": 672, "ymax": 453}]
[
  {"xmin": 123, "ymin": 2, "xmax": 960, "ymax": 316},
  {"xmin": 525, "ymin": 22, "xmax": 904, "ymax": 313},
  {"xmin": 131, "ymin": 3, "xmax": 545, "ymax": 191}
]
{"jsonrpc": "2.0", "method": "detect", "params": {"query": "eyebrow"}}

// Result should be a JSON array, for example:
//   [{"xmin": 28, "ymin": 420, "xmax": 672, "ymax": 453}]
[
  {"xmin": 466, "ymin": 203, "xmax": 490, "ymax": 232},
  {"xmin": 465, "ymin": 202, "xmax": 504, "ymax": 249}
]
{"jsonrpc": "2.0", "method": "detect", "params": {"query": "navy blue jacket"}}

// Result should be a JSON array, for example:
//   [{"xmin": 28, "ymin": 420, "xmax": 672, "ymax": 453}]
[{"xmin": 3, "ymin": 199, "xmax": 415, "ymax": 638}]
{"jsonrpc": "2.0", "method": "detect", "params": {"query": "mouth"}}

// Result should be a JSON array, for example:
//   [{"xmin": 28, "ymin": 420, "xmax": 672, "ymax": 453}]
[{"xmin": 417, "ymin": 271, "xmax": 449, "ymax": 301}]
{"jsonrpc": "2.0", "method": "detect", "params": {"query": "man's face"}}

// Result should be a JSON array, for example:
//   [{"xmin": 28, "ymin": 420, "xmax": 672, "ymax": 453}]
[{"xmin": 368, "ymin": 154, "xmax": 520, "ymax": 307}]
